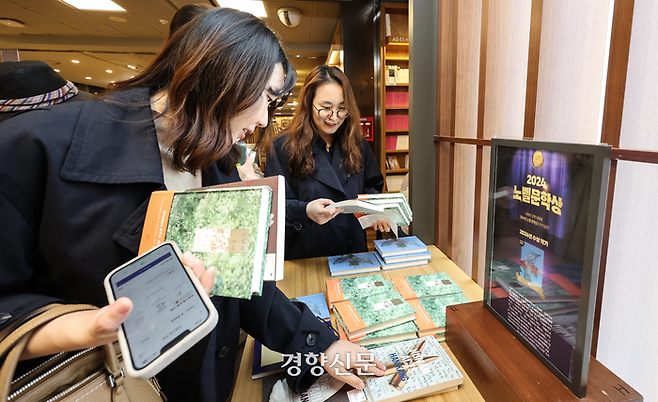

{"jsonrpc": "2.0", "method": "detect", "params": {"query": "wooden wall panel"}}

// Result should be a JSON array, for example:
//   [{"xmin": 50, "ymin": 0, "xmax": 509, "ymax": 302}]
[
  {"xmin": 482, "ymin": 0, "xmax": 532, "ymax": 140},
  {"xmin": 533, "ymin": 0, "xmax": 614, "ymax": 143}
]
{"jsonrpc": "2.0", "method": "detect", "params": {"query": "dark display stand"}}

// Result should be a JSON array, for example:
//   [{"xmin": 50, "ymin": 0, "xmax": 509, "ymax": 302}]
[{"xmin": 446, "ymin": 302, "xmax": 642, "ymax": 402}]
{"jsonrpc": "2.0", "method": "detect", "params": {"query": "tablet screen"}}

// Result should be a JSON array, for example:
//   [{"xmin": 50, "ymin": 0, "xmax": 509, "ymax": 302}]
[{"xmin": 108, "ymin": 243, "xmax": 211, "ymax": 370}]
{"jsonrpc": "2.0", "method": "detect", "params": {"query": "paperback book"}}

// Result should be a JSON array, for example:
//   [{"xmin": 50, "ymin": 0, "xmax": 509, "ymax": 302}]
[
  {"xmin": 327, "ymin": 251, "xmax": 382, "ymax": 277},
  {"xmin": 336, "ymin": 316, "xmax": 418, "ymax": 347},
  {"xmin": 358, "ymin": 193, "xmax": 413, "ymax": 221},
  {"xmin": 206, "ymin": 175, "xmax": 285, "ymax": 281},
  {"xmin": 375, "ymin": 252, "xmax": 430, "ymax": 271},
  {"xmin": 380, "ymin": 250, "xmax": 431, "ymax": 264},
  {"xmin": 139, "ymin": 186, "xmax": 271, "ymax": 299},
  {"xmin": 392, "ymin": 272, "xmax": 463, "ymax": 300},
  {"xmin": 361, "ymin": 336, "xmax": 464, "ymax": 402},
  {"xmin": 326, "ymin": 199, "xmax": 385, "ymax": 214},
  {"xmin": 332, "ymin": 289, "xmax": 416, "ymax": 340},
  {"xmin": 325, "ymin": 273, "xmax": 394, "ymax": 306},
  {"xmin": 374, "ymin": 236, "xmax": 427, "ymax": 258},
  {"xmin": 290, "ymin": 292, "xmax": 331, "ymax": 322},
  {"xmin": 408, "ymin": 293, "xmax": 471, "ymax": 337}
]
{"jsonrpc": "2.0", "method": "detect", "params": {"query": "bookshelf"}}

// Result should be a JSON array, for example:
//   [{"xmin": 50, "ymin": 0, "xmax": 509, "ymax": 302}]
[{"xmin": 379, "ymin": 3, "xmax": 409, "ymax": 193}]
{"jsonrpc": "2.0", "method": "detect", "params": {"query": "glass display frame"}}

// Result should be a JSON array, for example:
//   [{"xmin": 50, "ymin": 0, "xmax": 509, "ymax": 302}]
[{"xmin": 483, "ymin": 138, "xmax": 611, "ymax": 397}]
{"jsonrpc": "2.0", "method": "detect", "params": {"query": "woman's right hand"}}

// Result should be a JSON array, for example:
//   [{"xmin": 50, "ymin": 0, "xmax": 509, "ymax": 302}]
[{"xmin": 307, "ymin": 198, "xmax": 342, "ymax": 225}]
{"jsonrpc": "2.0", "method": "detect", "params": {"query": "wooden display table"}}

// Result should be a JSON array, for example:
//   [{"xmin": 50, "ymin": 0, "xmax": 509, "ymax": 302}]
[
  {"xmin": 446, "ymin": 301, "xmax": 642, "ymax": 402},
  {"xmin": 231, "ymin": 246, "xmax": 486, "ymax": 402}
]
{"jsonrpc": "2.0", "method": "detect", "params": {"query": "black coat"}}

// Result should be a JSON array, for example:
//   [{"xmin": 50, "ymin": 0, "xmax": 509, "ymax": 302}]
[
  {"xmin": 0, "ymin": 88, "xmax": 337, "ymax": 402},
  {"xmin": 265, "ymin": 133, "xmax": 384, "ymax": 260}
]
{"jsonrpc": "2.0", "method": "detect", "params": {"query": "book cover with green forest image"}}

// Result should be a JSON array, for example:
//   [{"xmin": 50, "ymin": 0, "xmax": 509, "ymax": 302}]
[{"xmin": 164, "ymin": 186, "xmax": 271, "ymax": 299}]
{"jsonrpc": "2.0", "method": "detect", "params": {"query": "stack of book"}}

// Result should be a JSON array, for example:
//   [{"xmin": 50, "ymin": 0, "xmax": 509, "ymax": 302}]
[
  {"xmin": 325, "ymin": 273, "xmax": 394, "ymax": 307},
  {"xmin": 392, "ymin": 272, "xmax": 470, "ymax": 341},
  {"xmin": 373, "ymin": 236, "xmax": 431, "ymax": 271}
]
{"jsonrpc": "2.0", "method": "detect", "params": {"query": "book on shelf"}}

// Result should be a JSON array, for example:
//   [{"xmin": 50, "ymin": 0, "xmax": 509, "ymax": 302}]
[
  {"xmin": 205, "ymin": 175, "xmax": 285, "ymax": 281},
  {"xmin": 408, "ymin": 293, "xmax": 471, "ymax": 338},
  {"xmin": 326, "ymin": 199, "xmax": 385, "ymax": 214},
  {"xmin": 385, "ymin": 92, "xmax": 409, "ymax": 108},
  {"xmin": 387, "ymin": 155, "xmax": 400, "ymax": 170},
  {"xmin": 374, "ymin": 236, "xmax": 427, "ymax": 259},
  {"xmin": 379, "ymin": 250, "xmax": 431, "ymax": 264},
  {"xmin": 385, "ymin": 175, "xmax": 404, "ymax": 193},
  {"xmin": 385, "ymin": 115, "xmax": 409, "ymax": 131},
  {"xmin": 396, "ymin": 135, "xmax": 409, "ymax": 150},
  {"xmin": 338, "ymin": 316, "xmax": 418, "ymax": 347},
  {"xmin": 362, "ymin": 336, "xmax": 464, "ymax": 402},
  {"xmin": 332, "ymin": 289, "xmax": 416, "ymax": 340},
  {"xmin": 325, "ymin": 273, "xmax": 394, "ymax": 306},
  {"xmin": 374, "ymin": 252, "xmax": 430, "ymax": 271},
  {"xmin": 139, "ymin": 186, "xmax": 271, "ymax": 299},
  {"xmin": 326, "ymin": 251, "xmax": 382, "ymax": 278},
  {"xmin": 386, "ymin": 135, "xmax": 398, "ymax": 150},
  {"xmin": 392, "ymin": 272, "xmax": 463, "ymax": 300},
  {"xmin": 385, "ymin": 13, "xmax": 409, "ymax": 43},
  {"xmin": 253, "ymin": 293, "xmax": 332, "ymax": 379}
]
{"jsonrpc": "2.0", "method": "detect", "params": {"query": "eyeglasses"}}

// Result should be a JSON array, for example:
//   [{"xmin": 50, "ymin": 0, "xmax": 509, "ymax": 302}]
[
  {"xmin": 268, "ymin": 92, "xmax": 291, "ymax": 111},
  {"xmin": 312, "ymin": 104, "xmax": 349, "ymax": 120}
]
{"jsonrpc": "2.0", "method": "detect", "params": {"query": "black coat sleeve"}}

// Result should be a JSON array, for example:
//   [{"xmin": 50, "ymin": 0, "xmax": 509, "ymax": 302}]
[{"xmin": 239, "ymin": 281, "xmax": 338, "ymax": 393}]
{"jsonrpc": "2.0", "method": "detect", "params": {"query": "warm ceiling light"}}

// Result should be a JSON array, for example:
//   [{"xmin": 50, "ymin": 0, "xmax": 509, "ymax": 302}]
[
  {"xmin": 59, "ymin": 0, "xmax": 125, "ymax": 11},
  {"xmin": 109, "ymin": 16, "xmax": 127, "ymax": 22},
  {"xmin": 0, "ymin": 18, "xmax": 25, "ymax": 28},
  {"xmin": 159, "ymin": 19, "xmax": 168, "ymax": 25},
  {"xmin": 106, "ymin": 69, "xmax": 113, "ymax": 73},
  {"xmin": 126, "ymin": 65, "xmax": 136, "ymax": 70},
  {"xmin": 71, "ymin": 60, "xmax": 80, "ymax": 63},
  {"xmin": 54, "ymin": 69, "xmax": 60, "ymax": 72},
  {"xmin": 217, "ymin": 1, "xmax": 267, "ymax": 18},
  {"xmin": 85, "ymin": 77, "xmax": 92, "ymax": 80}
]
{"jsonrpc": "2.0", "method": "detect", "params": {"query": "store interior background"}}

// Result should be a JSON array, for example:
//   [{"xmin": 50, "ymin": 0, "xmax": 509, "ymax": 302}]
[{"xmin": 1, "ymin": 0, "xmax": 657, "ymax": 400}]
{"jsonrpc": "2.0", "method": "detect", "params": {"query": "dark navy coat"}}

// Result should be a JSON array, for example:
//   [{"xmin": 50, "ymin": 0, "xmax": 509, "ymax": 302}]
[
  {"xmin": 265, "ymin": 133, "xmax": 384, "ymax": 260},
  {"xmin": 0, "ymin": 88, "xmax": 336, "ymax": 402}
]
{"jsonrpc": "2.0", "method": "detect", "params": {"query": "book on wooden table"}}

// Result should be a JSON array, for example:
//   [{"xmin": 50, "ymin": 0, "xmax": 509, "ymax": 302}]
[
  {"xmin": 408, "ymin": 293, "xmax": 471, "ymax": 338},
  {"xmin": 327, "ymin": 252, "xmax": 381, "ymax": 277},
  {"xmin": 205, "ymin": 175, "xmax": 285, "ymax": 281},
  {"xmin": 374, "ymin": 236, "xmax": 427, "ymax": 259},
  {"xmin": 379, "ymin": 250, "xmax": 431, "ymax": 264},
  {"xmin": 253, "ymin": 292, "xmax": 332, "ymax": 379},
  {"xmin": 139, "ymin": 186, "xmax": 271, "ymax": 299},
  {"xmin": 374, "ymin": 252, "xmax": 430, "ymax": 271},
  {"xmin": 392, "ymin": 272, "xmax": 463, "ymax": 300},
  {"xmin": 336, "ymin": 316, "xmax": 418, "ymax": 347},
  {"xmin": 361, "ymin": 336, "xmax": 464, "ymax": 402},
  {"xmin": 325, "ymin": 273, "xmax": 394, "ymax": 307},
  {"xmin": 332, "ymin": 289, "xmax": 416, "ymax": 340}
]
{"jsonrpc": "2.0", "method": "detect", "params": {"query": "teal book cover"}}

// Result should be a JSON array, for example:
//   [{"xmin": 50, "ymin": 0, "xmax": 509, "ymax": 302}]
[
  {"xmin": 374, "ymin": 236, "xmax": 427, "ymax": 258},
  {"xmin": 357, "ymin": 320, "xmax": 419, "ymax": 346},
  {"xmin": 327, "ymin": 251, "xmax": 381, "ymax": 277},
  {"xmin": 393, "ymin": 272, "xmax": 463, "ymax": 299},
  {"xmin": 412, "ymin": 293, "xmax": 471, "ymax": 337},
  {"xmin": 162, "ymin": 186, "xmax": 272, "ymax": 299},
  {"xmin": 333, "ymin": 289, "xmax": 416, "ymax": 339},
  {"xmin": 326, "ymin": 273, "xmax": 394, "ymax": 306}
]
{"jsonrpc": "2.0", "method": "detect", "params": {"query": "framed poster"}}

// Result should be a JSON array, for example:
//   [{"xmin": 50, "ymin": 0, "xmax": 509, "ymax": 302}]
[{"xmin": 483, "ymin": 138, "xmax": 611, "ymax": 397}]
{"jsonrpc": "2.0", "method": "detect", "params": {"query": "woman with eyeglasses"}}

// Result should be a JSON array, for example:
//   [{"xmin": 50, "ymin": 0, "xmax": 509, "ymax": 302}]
[{"xmin": 265, "ymin": 65, "xmax": 385, "ymax": 260}]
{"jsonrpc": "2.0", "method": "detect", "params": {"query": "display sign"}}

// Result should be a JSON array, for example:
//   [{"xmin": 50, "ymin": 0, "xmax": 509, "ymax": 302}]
[{"xmin": 483, "ymin": 139, "xmax": 611, "ymax": 397}]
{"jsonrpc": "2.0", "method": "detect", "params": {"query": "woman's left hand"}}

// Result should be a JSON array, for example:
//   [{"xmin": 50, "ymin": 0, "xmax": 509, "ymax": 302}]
[
  {"xmin": 321, "ymin": 340, "xmax": 385, "ymax": 390},
  {"xmin": 182, "ymin": 251, "xmax": 215, "ymax": 294},
  {"xmin": 372, "ymin": 220, "xmax": 391, "ymax": 232}
]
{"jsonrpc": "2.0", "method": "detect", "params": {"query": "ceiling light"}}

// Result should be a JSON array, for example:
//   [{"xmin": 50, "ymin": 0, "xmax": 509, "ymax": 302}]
[
  {"xmin": 218, "ymin": 1, "xmax": 267, "ymax": 18},
  {"xmin": 54, "ymin": 69, "xmax": 60, "ymax": 72},
  {"xmin": 71, "ymin": 60, "xmax": 80, "ymax": 63},
  {"xmin": 277, "ymin": 7, "xmax": 302, "ymax": 28},
  {"xmin": 0, "ymin": 18, "xmax": 25, "ymax": 28},
  {"xmin": 59, "ymin": 0, "xmax": 125, "ymax": 11},
  {"xmin": 109, "ymin": 16, "xmax": 127, "ymax": 23},
  {"xmin": 159, "ymin": 19, "xmax": 168, "ymax": 25},
  {"xmin": 106, "ymin": 69, "xmax": 113, "ymax": 73},
  {"xmin": 85, "ymin": 77, "xmax": 92, "ymax": 80},
  {"xmin": 127, "ymin": 65, "xmax": 136, "ymax": 70}
]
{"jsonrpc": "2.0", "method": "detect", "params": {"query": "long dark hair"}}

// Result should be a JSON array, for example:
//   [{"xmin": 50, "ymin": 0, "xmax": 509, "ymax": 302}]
[
  {"xmin": 110, "ymin": 7, "xmax": 296, "ymax": 173},
  {"xmin": 280, "ymin": 65, "xmax": 362, "ymax": 178}
]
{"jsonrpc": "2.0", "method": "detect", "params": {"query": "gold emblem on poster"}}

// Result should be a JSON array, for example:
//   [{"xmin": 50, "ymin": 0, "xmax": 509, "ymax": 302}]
[{"xmin": 532, "ymin": 151, "xmax": 544, "ymax": 169}]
